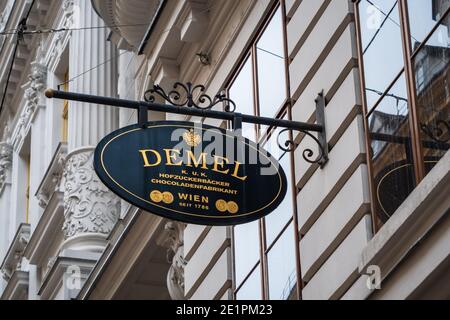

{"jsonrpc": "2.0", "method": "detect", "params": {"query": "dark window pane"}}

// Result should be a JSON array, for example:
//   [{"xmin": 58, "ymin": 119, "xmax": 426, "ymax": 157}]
[
  {"xmin": 229, "ymin": 56, "xmax": 256, "ymax": 141},
  {"xmin": 256, "ymin": 7, "xmax": 286, "ymax": 120},
  {"xmin": 267, "ymin": 224, "xmax": 297, "ymax": 300},
  {"xmin": 414, "ymin": 24, "xmax": 450, "ymax": 174},
  {"xmin": 234, "ymin": 220, "xmax": 260, "ymax": 287},
  {"xmin": 368, "ymin": 74, "xmax": 416, "ymax": 225},
  {"xmin": 235, "ymin": 265, "xmax": 262, "ymax": 300},
  {"xmin": 408, "ymin": 0, "xmax": 450, "ymax": 50},
  {"xmin": 358, "ymin": 0, "xmax": 405, "ymax": 109}
]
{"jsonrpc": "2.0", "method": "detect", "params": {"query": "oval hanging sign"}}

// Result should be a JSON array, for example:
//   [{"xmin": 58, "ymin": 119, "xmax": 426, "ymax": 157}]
[{"xmin": 94, "ymin": 121, "xmax": 287, "ymax": 225}]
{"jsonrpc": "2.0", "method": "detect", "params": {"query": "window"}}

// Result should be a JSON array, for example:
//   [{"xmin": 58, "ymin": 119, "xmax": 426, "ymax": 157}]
[
  {"xmin": 229, "ymin": 1, "xmax": 301, "ymax": 300},
  {"xmin": 355, "ymin": 0, "xmax": 450, "ymax": 230},
  {"xmin": 235, "ymin": 265, "xmax": 262, "ymax": 300},
  {"xmin": 234, "ymin": 220, "xmax": 260, "ymax": 289},
  {"xmin": 256, "ymin": 7, "xmax": 287, "ymax": 120},
  {"xmin": 25, "ymin": 154, "xmax": 30, "ymax": 224},
  {"xmin": 229, "ymin": 56, "xmax": 256, "ymax": 141},
  {"xmin": 407, "ymin": 0, "xmax": 450, "ymax": 49},
  {"xmin": 267, "ymin": 222, "xmax": 296, "ymax": 300},
  {"xmin": 228, "ymin": 5, "xmax": 288, "ymax": 142},
  {"xmin": 62, "ymin": 70, "xmax": 69, "ymax": 142},
  {"xmin": 16, "ymin": 136, "xmax": 31, "ymax": 226},
  {"xmin": 358, "ymin": 0, "xmax": 405, "ymax": 110},
  {"xmin": 368, "ymin": 73, "xmax": 416, "ymax": 223},
  {"xmin": 412, "ymin": 12, "xmax": 450, "ymax": 174}
]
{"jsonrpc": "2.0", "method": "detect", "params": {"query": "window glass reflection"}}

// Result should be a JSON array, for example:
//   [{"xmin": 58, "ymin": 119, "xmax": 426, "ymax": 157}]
[
  {"xmin": 257, "ymin": 8, "xmax": 287, "ymax": 119},
  {"xmin": 414, "ymin": 22, "xmax": 450, "ymax": 175},
  {"xmin": 236, "ymin": 266, "xmax": 262, "ymax": 300},
  {"xmin": 408, "ymin": 0, "xmax": 450, "ymax": 50},
  {"xmin": 235, "ymin": 265, "xmax": 262, "ymax": 300},
  {"xmin": 267, "ymin": 224, "xmax": 296, "ymax": 300},
  {"xmin": 368, "ymin": 74, "xmax": 416, "ymax": 226},
  {"xmin": 234, "ymin": 220, "xmax": 260, "ymax": 287},
  {"xmin": 263, "ymin": 128, "xmax": 294, "ymax": 246},
  {"xmin": 358, "ymin": 0, "xmax": 405, "ymax": 109},
  {"xmin": 229, "ymin": 56, "xmax": 257, "ymax": 141}
]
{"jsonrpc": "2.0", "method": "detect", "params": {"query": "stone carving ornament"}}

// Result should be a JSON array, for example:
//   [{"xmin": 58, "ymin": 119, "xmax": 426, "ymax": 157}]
[
  {"xmin": 0, "ymin": 142, "xmax": 13, "ymax": 188},
  {"xmin": 159, "ymin": 221, "xmax": 187, "ymax": 300},
  {"xmin": 20, "ymin": 63, "xmax": 47, "ymax": 127},
  {"xmin": 63, "ymin": 149, "xmax": 120, "ymax": 239}
]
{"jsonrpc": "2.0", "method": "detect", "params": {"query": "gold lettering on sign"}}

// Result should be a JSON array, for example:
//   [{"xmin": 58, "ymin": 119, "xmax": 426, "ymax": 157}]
[
  {"xmin": 139, "ymin": 148, "xmax": 251, "ymax": 182},
  {"xmin": 186, "ymin": 151, "xmax": 208, "ymax": 169},
  {"xmin": 213, "ymin": 155, "xmax": 230, "ymax": 175},
  {"xmin": 231, "ymin": 161, "xmax": 247, "ymax": 181},
  {"xmin": 164, "ymin": 149, "xmax": 183, "ymax": 166},
  {"xmin": 140, "ymin": 150, "xmax": 162, "ymax": 167},
  {"xmin": 178, "ymin": 193, "xmax": 209, "ymax": 204}
]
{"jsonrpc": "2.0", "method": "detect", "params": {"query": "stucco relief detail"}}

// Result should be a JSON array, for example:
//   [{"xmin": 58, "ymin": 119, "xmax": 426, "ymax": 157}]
[
  {"xmin": 0, "ymin": 142, "xmax": 13, "ymax": 189},
  {"xmin": 19, "ymin": 63, "xmax": 47, "ymax": 129},
  {"xmin": 158, "ymin": 221, "xmax": 187, "ymax": 300},
  {"xmin": 62, "ymin": 149, "xmax": 120, "ymax": 239}
]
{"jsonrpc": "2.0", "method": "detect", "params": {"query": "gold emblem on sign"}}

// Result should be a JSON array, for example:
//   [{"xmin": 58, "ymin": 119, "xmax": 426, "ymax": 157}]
[
  {"xmin": 183, "ymin": 129, "xmax": 201, "ymax": 147},
  {"xmin": 215, "ymin": 199, "xmax": 239, "ymax": 214},
  {"xmin": 150, "ymin": 190, "xmax": 163, "ymax": 203},
  {"xmin": 216, "ymin": 199, "xmax": 228, "ymax": 213},
  {"xmin": 162, "ymin": 192, "xmax": 174, "ymax": 204},
  {"xmin": 227, "ymin": 201, "xmax": 239, "ymax": 214}
]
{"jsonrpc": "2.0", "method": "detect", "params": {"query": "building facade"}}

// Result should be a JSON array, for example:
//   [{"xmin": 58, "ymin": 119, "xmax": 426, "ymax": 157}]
[{"xmin": 0, "ymin": 0, "xmax": 449, "ymax": 300}]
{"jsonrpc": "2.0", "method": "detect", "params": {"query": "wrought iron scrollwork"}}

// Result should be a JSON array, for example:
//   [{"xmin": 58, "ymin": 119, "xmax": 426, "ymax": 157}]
[
  {"xmin": 144, "ymin": 82, "xmax": 236, "ymax": 112},
  {"xmin": 277, "ymin": 128, "xmax": 328, "ymax": 165},
  {"xmin": 420, "ymin": 120, "xmax": 450, "ymax": 144}
]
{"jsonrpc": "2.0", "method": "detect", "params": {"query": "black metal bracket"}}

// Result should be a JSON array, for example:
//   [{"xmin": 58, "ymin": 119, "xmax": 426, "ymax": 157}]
[
  {"xmin": 233, "ymin": 113, "xmax": 243, "ymax": 134},
  {"xmin": 45, "ymin": 82, "xmax": 329, "ymax": 167},
  {"xmin": 138, "ymin": 103, "xmax": 148, "ymax": 128},
  {"xmin": 277, "ymin": 92, "xmax": 328, "ymax": 167}
]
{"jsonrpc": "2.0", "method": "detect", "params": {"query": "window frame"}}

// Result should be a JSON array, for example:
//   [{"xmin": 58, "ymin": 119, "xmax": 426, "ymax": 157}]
[
  {"xmin": 226, "ymin": 0, "xmax": 303, "ymax": 300},
  {"xmin": 354, "ymin": 0, "xmax": 450, "ymax": 232}
]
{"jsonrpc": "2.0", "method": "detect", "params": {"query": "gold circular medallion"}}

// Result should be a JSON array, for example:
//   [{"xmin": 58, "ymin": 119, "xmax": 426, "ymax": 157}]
[
  {"xmin": 162, "ymin": 192, "xmax": 174, "ymax": 204},
  {"xmin": 215, "ymin": 199, "xmax": 228, "ymax": 213},
  {"xmin": 150, "ymin": 190, "xmax": 163, "ymax": 203},
  {"xmin": 227, "ymin": 201, "xmax": 239, "ymax": 214}
]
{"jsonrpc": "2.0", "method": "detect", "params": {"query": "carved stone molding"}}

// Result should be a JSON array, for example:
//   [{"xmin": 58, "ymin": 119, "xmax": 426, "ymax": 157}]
[
  {"xmin": 18, "ymin": 62, "xmax": 47, "ymax": 131},
  {"xmin": 0, "ymin": 142, "xmax": 13, "ymax": 189},
  {"xmin": 28, "ymin": 62, "xmax": 47, "ymax": 102},
  {"xmin": 157, "ymin": 221, "xmax": 187, "ymax": 300},
  {"xmin": 91, "ymin": 0, "xmax": 161, "ymax": 50},
  {"xmin": 47, "ymin": 1, "xmax": 74, "ymax": 71},
  {"xmin": 63, "ymin": 0, "xmax": 75, "ymax": 17},
  {"xmin": 62, "ymin": 148, "xmax": 120, "ymax": 247},
  {"xmin": 1, "ymin": 224, "xmax": 31, "ymax": 280},
  {"xmin": 36, "ymin": 142, "xmax": 68, "ymax": 209},
  {"xmin": 180, "ymin": 0, "xmax": 210, "ymax": 43}
]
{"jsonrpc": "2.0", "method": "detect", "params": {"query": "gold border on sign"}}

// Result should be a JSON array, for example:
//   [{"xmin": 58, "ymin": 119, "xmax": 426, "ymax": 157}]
[{"xmin": 100, "ymin": 124, "xmax": 284, "ymax": 220}]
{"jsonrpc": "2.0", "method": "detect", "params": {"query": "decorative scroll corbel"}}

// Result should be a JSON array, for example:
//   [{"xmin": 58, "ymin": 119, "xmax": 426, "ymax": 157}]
[
  {"xmin": 277, "ymin": 92, "xmax": 329, "ymax": 167},
  {"xmin": 277, "ymin": 128, "xmax": 328, "ymax": 166}
]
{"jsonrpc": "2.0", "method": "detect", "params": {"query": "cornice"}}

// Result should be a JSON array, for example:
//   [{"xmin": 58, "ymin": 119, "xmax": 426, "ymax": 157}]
[
  {"xmin": 0, "ymin": 270, "xmax": 29, "ymax": 300},
  {"xmin": 91, "ymin": 0, "xmax": 163, "ymax": 51},
  {"xmin": 0, "ymin": 223, "xmax": 31, "ymax": 280},
  {"xmin": 38, "ymin": 249, "xmax": 101, "ymax": 300}
]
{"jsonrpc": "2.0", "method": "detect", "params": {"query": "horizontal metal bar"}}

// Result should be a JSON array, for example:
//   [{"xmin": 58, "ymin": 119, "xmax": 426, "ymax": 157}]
[{"xmin": 45, "ymin": 89, "xmax": 323, "ymax": 133}]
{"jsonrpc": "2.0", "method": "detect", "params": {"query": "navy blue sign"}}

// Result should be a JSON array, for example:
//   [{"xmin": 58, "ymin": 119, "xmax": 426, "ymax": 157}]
[{"xmin": 94, "ymin": 121, "xmax": 287, "ymax": 225}]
